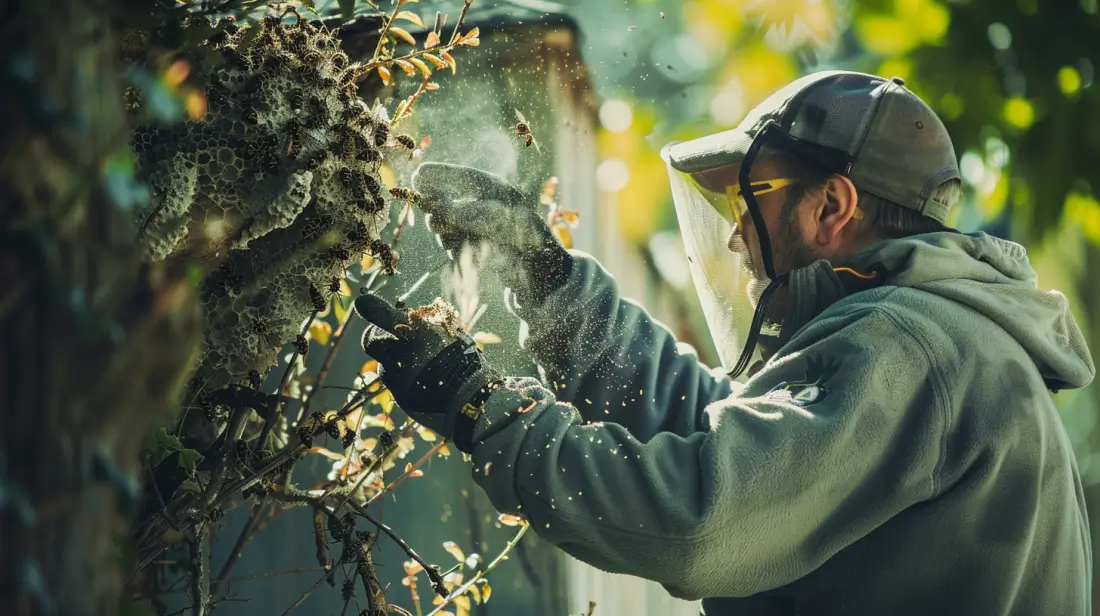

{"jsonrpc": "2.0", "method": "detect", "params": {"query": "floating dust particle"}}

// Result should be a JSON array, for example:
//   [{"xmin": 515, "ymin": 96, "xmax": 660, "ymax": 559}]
[{"xmin": 406, "ymin": 297, "xmax": 462, "ymax": 336}]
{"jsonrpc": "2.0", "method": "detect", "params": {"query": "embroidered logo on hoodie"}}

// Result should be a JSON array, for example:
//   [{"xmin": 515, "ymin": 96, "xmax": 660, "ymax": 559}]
[{"xmin": 765, "ymin": 355, "xmax": 843, "ymax": 407}]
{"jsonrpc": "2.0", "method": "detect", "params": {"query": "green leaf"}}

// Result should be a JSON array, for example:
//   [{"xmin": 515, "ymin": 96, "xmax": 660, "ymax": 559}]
[
  {"xmin": 339, "ymin": 0, "xmax": 356, "ymax": 19},
  {"xmin": 177, "ymin": 448, "xmax": 203, "ymax": 472}
]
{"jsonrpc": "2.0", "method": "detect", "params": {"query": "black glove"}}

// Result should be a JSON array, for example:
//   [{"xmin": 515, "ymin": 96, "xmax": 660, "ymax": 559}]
[
  {"xmin": 354, "ymin": 294, "xmax": 503, "ymax": 454},
  {"xmin": 411, "ymin": 162, "xmax": 572, "ymax": 302}
]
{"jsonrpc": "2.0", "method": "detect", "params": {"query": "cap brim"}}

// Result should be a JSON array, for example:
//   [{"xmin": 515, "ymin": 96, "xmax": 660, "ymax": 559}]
[{"xmin": 661, "ymin": 129, "xmax": 755, "ymax": 174}]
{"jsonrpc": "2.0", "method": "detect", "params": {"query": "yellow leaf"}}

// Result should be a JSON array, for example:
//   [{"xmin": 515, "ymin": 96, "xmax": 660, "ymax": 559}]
[
  {"xmin": 165, "ymin": 59, "xmax": 191, "ymax": 88},
  {"xmin": 425, "ymin": 82, "xmax": 440, "ymax": 91},
  {"xmin": 422, "ymin": 53, "xmax": 448, "ymax": 70},
  {"xmin": 389, "ymin": 26, "xmax": 417, "ymax": 46},
  {"xmin": 459, "ymin": 27, "xmax": 480, "ymax": 45},
  {"xmin": 437, "ymin": 443, "xmax": 452, "ymax": 457},
  {"xmin": 440, "ymin": 51, "xmax": 457, "ymax": 74},
  {"xmin": 410, "ymin": 469, "xmax": 424, "ymax": 477},
  {"xmin": 377, "ymin": 65, "xmax": 392, "ymax": 86},
  {"xmin": 404, "ymin": 560, "xmax": 424, "ymax": 576},
  {"xmin": 442, "ymin": 541, "xmax": 465, "ymax": 562},
  {"xmin": 454, "ymin": 595, "xmax": 471, "ymax": 611},
  {"xmin": 480, "ymin": 580, "xmax": 492, "ymax": 603},
  {"xmin": 395, "ymin": 10, "xmax": 425, "ymax": 28},
  {"xmin": 424, "ymin": 31, "xmax": 441, "ymax": 49},
  {"xmin": 394, "ymin": 58, "xmax": 417, "ymax": 75},
  {"xmin": 372, "ymin": 388, "xmax": 396, "ymax": 414},
  {"xmin": 393, "ymin": 96, "xmax": 413, "ymax": 122},
  {"xmin": 467, "ymin": 583, "xmax": 481, "ymax": 604},
  {"xmin": 309, "ymin": 320, "xmax": 333, "ymax": 345},
  {"xmin": 416, "ymin": 424, "xmax": 438, "ymax": 441},
  {"xmin": 404, "ymin": 462, "xmax": 413, "ymax": 473},
  {"xmin": 551, "ymin": 225, "xmax": 573, "ymax": 249},
  {"xmin": 498, "ymin": 513, "xmax": 525, "ymax": 527},
  {"xmin": 361, "ymin": 253, "xmax": 376, "ymax": 271},
  {"xmin": 409, "ymin": 57, "xmax": 432, "ymax": 77}
]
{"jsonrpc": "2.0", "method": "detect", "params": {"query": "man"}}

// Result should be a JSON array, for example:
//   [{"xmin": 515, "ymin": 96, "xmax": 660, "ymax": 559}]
[{"xmin": 354, "ymin": 71, "xmax": 1095, "ymax": 614}]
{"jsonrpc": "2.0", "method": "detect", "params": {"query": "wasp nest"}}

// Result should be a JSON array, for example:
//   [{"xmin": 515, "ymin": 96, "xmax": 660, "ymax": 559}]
[{"xmin": 131, "ymin": 11, "xmax": 396, "ymax": 395}]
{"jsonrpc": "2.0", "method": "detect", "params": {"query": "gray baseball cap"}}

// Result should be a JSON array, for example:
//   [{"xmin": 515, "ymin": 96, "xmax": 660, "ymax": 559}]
[{"xmin": 664, "ymin": 70, "xmax": 961, "ymax": 223}]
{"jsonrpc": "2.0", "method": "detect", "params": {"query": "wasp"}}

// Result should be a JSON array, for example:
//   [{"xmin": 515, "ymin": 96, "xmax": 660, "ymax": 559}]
[
  {"xmin": 367, "ymin": 239, "xmax": 397, "ymax": 275},
  {"xmin": 342, "ymin": 578, "xmax": 356, "ymax": 602},
  {"xmin": 513, "ymin": 108, "xmax": 541, "ymax": 153},
  {"xmin": 339, "ymin": 168, "xmax": 358, "ymax": 189},
  {"xmin": 372, "ymin": 122, "xmax": 390, "ymax": 148},
  {"xmin": 298, "ymin": 411, "xmax": 324, "ymax": 448},
  {"xmin": 294, "ymin": 333, "xmax": 309, "ymax": 357},
  {"xmin": 390, "ymin": 187, "xmax": 421, "ymax": 203},
  {"xmin": 362, "ymin": 175, "xmax": 382, "ymax": 201},
  {"xmin": 392, "ymin": 134, "xmax": 416, "ymax": 150},
  {"xmin": 309, "ymin": 283, "xmax": 327, "ymax": 312}
]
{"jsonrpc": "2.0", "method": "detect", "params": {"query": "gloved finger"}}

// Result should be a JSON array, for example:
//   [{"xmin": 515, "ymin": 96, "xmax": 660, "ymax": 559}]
[
  {"xmin": 411, "ymin": 162, "xmax": 527, "ymax": 214},
  {"xmin": 353, "ymin": 294, "xmax": 408, "ymax": 333}
]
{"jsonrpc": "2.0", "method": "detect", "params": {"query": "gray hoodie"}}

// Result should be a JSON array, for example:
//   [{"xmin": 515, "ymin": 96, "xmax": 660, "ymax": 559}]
[{"xmin": 468, "ymin": 231, "xmax": 1095, "ymax": 615}]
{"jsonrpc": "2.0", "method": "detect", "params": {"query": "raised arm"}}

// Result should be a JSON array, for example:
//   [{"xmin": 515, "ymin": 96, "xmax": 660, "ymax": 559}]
[{"xmin": 516, "ymin": 250, "xmax": 732, "ymax": 438}]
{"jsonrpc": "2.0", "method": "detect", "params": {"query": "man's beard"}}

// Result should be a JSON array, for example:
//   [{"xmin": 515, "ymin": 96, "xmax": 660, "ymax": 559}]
[{"xmin": 744, "ymin": 218, "xmax": 818, "ymax": 331}]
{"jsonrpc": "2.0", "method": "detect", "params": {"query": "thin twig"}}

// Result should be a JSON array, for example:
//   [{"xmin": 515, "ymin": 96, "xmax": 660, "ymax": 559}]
[
  {"xmin": 365, "ymin": 440, "xmax": 445, "ymax": 506},
  {"xmin": 187, "ymin": 533, "xmax": 210, "ymax": 616},
  {"xmin": 134, "ymin": 567, "xmax": 331, "ymax": 600},
  {"xmin": 277, "ymin": 569, "xmax": 332, "ymax": 616},
  {"xmin": 424, "ymin": 523, "xmax": 530, "ymax": 616},
  {"xmin": 256, "ymin": 310, "xmax": 319, "ymax": 452},
  {"xmin": 449, "ymin": 0, "xmax": 474, "ymax": 46},
  {"xmin": 216, "ymin": 502, "xmax": 265, "ymax": 581},
  {"xmin": 348, "ymin": 502, "xmax": 447, "ymax": 597}
]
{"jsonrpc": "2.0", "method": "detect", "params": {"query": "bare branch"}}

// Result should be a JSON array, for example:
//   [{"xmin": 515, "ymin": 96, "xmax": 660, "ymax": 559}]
[{"xmin": 425, "ymin": 523, "xmax": 530, "ymax": 616}]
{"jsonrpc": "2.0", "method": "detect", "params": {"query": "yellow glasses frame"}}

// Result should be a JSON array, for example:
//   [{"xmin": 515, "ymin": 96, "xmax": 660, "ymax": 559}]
[{"xmin": 724, "ymin": 178, "xmax": 864, "ymax": 228}]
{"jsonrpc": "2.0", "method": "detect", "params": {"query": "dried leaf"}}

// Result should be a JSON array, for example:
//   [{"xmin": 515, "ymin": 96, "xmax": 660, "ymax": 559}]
[
  {"xmin": 480, "ymin": 580, "xmax": 492, "ymax": 603},
  {"xmin": 393, "ymin": 58, "xmax": 417, "ymax": 75},
  {"xmin": 459, "ymin": 27, "xmax": 480, "ymax": 46},
  {"xmin": 498, "ymin": 513, "xmax": 525, "ymax": 527},
  {"xmin": 409, "ymin": 469, "xmax": 424, "ymax": 477},
  {"xmin": 559, "ymin": 210, "xmax": 581, "ymax": 226},
  {"xmin": 404, "ymin": 560, "xmax": 424, "ymax": 576},
  {"xmin": 552, "ymin": 225, "xmax": 574, "ymax": 249},
  {"xmin": 437, "ymin": 443, "xmax": 452, "ymax": 457},
  {"xmin": 389, "ymin": 26, "xmax": 417, "ymax": 46},
  {"xmin": 467, "ymin": 583, "xmax": 481, "ymax": 604},
  {"xmin": 416, "ymin": 424, "xmax": 438, "ymax": 441},
  {"xmin": 409, "ymin": 57, "xmax": 432, "ymax": 77},
  {"xmin": 309, "ymin": 320, "xmax": 333, "ymax": 345},
  {"xmin": 425, "ymin": 82, "xmax": 441, "ymax": 91},
  {"xmin": 440, "ymin": 51, "xmax": 457, "ymax": 74},
  {"xmin": 454, "ymin": 595, "xmax": 471, "ymax": 611},
  {"xmin": 395, "ymin": 10, "xmax": 426, "ymax": 28},
  {"xmin": 422, "ymin": 53, "xmax": 447, "ymax": 70},
  {"xmin": 310, "ymin": 446, "xmax": 346, "ymax": 461},
  {"xmin": 442, "ymin": 541, "xmax": 465, "ymax": 562},
  {"xmin": 424, "ymin": 31, "xmax": 441, "ymax": 49},
  {"xmin": 378, "ymin": 65, "xmax": 392, "ymax": 86},
  {"xmin": 464, "ymin": 553, "xmax": 480, "ymax": 569},
  {"xmin": 393, "ymin": 96, "xmax": 413, "ymax": 122}
]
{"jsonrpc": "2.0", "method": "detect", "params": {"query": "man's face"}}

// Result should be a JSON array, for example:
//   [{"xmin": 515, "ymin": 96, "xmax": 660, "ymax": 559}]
[{"xmin": 721, "ymin": 157, "xmax": 821, "ymax": 324}]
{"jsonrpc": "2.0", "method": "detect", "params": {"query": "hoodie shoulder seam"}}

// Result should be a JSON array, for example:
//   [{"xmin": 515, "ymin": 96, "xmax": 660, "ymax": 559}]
[{"xmin": 871, "ymin": 290, "xmax": 950, "ymax": 498}]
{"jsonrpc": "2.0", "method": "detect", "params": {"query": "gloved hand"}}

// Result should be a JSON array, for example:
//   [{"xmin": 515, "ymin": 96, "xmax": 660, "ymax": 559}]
[
  {"xmin": 354, "ymin": 294, "xmax": 503, "ymax": 454},
  {"xmin": 411, "ymin": 162, "xmax": 572, "ymax": 302}
]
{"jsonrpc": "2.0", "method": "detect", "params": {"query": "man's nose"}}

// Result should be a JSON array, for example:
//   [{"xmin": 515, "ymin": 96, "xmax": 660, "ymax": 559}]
[{"xmin": 727, "ymin": 226, "xmax": 747, "ymax": 252}]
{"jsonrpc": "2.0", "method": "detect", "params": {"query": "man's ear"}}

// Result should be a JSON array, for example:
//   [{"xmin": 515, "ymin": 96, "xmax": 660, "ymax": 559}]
[{"xmin": 814, "ymin": 174, "xmax": 860, "ymax": 246}]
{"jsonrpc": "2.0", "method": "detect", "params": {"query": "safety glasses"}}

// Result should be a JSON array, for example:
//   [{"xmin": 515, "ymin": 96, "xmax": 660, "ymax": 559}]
[{"xmin": 725, "ymin": 178, "xmax": 865, "ymax": 229}]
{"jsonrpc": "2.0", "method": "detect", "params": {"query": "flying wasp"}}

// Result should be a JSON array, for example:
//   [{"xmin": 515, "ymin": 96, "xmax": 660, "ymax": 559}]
[
  {"xmin": 389, "ymin": 187, "xmax": 421, "ymax": 204},
  {"xmin": 513, "ymin": 108, "xmax": 541, "ymax": 153}
]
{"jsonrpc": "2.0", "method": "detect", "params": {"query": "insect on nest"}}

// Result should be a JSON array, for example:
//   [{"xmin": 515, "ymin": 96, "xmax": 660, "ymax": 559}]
[{"xmin": 407, "ymin": 298, "xmax": 463, "ymax": 337}]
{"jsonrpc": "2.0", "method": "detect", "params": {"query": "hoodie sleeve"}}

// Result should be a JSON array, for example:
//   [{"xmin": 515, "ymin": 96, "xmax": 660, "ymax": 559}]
[
  {"xmin": 469, "ymin": 304, "xmax": 946, "ymax": 600},
  {"xmin": 514, "ymin": 251, "xmax": 733, "ymax": 440}
]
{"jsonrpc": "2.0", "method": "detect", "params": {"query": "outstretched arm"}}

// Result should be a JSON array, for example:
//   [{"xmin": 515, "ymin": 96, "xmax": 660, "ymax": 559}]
[{"xmin": 515, "ymin": 251, "xmax": 733, "ymax": 440}]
